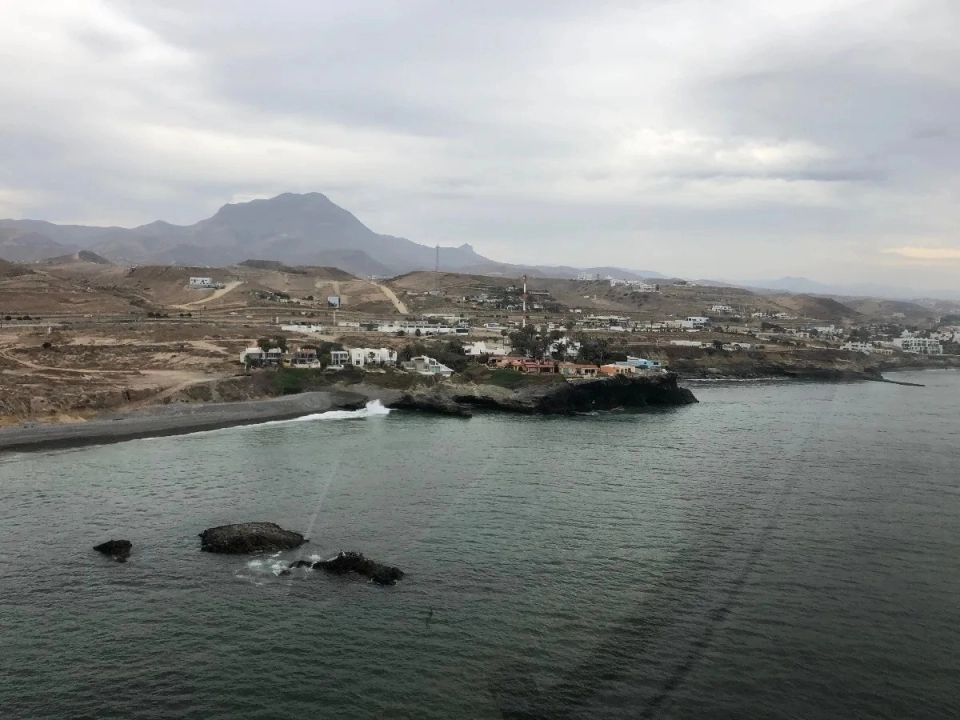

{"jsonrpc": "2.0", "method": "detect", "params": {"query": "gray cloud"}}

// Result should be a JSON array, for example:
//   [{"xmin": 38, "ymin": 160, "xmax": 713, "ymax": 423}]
[{"xmin": 1, "ymin": 0, "xmax": 958, "ymax": 287}]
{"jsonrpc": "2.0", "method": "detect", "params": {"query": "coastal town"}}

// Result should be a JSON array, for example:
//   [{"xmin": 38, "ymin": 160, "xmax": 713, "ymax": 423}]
[{"xmin": 0, "ymin": 258, "xmax": 958, "ymax": 423}]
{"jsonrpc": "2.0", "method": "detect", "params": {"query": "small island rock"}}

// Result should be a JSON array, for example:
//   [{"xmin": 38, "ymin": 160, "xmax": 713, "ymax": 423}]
[
  {"xmin": 313, "ymin": 551, "xmax": 405, "ymax": 586},
  {"xmin": 199, "ymin": 522, "xmax": 306, "ymax": 554},
  {"xmin": 94, "ymin": 539, "xmax": 132, "ymax": 562}
]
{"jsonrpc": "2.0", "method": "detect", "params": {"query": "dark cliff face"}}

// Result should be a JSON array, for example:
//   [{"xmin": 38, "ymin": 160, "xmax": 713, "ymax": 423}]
[
  {"xmin": 530, "ymin": 373, "xmax": 697, "ymax": 414},
  {"xmin": 392, "ymin": 372, "xmax": 697, "ymax": 416}
]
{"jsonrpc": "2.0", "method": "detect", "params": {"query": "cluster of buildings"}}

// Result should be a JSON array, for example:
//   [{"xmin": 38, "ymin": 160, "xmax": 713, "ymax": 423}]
[
  {"xmin": 574, "ymin": 273, "xmax": 661, "ymax": 292},
  {"xmin": 240, "ymin": 344, "xmax": 456, "ymax": 377},
  {"xmin": 188, "ymin": 276, "xmax": 226, "ymax": 290},
  {"xmin": 489, "ymin": 355, "xmax": 663, "ymax": 378}
]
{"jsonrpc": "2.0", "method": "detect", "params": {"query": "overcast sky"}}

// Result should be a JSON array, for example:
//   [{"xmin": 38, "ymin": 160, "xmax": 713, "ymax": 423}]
[{"xmin": 1, "ymin": 0, "xmax": 958, "ymax": 287}]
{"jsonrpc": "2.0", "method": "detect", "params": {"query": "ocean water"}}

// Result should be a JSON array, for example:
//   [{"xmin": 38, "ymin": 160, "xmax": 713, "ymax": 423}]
[{"xmin": 1, "ymin": 373, "xmax": 959, "ymax": 719}]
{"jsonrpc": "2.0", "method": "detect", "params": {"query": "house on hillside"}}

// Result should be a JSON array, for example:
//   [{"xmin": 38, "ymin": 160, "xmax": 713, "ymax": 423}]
[
  {"xmin": 403, "ymin": 356, "xmax": 454, "ymax": 377},
  {"xmin": 464, "ymin": 341, "xmax": 507, "ymax": 357},
  {"xmin": 893, "ymin": 337, "xmax": 942, "ymax": 355},
  {"xmin": 558, "ymin": 363, "xmax": 599, "ymax": 378},
  {"xmin": 626, "ymin": 356, "xmax": 662, "ymax": 369},
  {"xmin": 489, "ymin": 358, "xmax": 558, "ymax": 374},
  {"xmin": 599, "ymin": 362, "xmax": 638, "ymax": 376},
  {"xmin": 287, "ymin": 347, "xmax": 320, "ymax": 367},
  {"xmin": 349, "ymin": 348, "xmax": 398, "ymax": 367},
  {"xmin": 240, "ymin": 347, "xmax": 266, "ymax": 366},
  {"xmin": 329, "ymin": 350, "xmax": 349, "ymax": 369}
]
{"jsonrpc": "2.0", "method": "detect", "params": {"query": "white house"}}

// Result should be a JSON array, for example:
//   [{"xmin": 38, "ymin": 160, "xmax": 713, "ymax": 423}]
[
  {"xmin": 189, "ymin": 276, "xmax": 214, "ymax": 288},
  {"xmin": 626, "ymin": 356, "xmax": 662, "ymax": 369},
  {"xmin": 576, "ymin": 272, "xmax": 599, "ymax": 281},
  {"xmin": 842, "ymin": 341, "xmax": 875, "ymax": 353},
  {"xmin": 403, "ymin": 356, "xmax": 454, "ymax": 377},
  {"xmin": 710, "ymin": 304, "xmax": 735, "ymax": 314},
  {"xmin": 280, "ymin": 324, "xmax": 326, "ymax": 334},
  {"xmin": 240, "ymin": 347, "xmax": 266, "ymax": 365},
  {"xmin": 670, "ymin": 340, "xmax": 706, "ymax": 348},
  {"xmin": 329, "ymin": 350, "xmax": 350, "ymax": 369},
  {"xmin": 348, "ymin": 348, "xmax": 398, "ymax": 367},
  {"xmin": 465, "ymin": 341, "xmax": 507, "ymax": 357},
  {"xmin": 548, "ymin": 338, "xmax": 581, "ymax": 358},
  {"xmin": 685, "ymin": 316, "xmax": 710, "ymax": 329},
  {"xmin": 893, "ymin": 337, "xmax": 942, "ymax": 355}
]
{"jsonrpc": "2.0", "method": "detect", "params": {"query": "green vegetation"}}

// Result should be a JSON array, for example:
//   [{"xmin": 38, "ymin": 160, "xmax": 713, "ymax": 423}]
[
  {"xmin": 270, "ymin": 367, "xmax": 326, "ymax": 394},
  {"xmin": 258, "ymin": 335, "xmax": 288, "ymax": 352},
  {"xmin": 398, "ymin": 339, "xmax": 470, "ymax": 372}
]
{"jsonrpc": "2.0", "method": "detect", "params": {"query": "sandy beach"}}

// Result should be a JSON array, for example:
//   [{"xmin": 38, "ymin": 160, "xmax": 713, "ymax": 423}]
[{"xmin": 0, "ymin": 391, "xmax": 364, "ymax": 453}]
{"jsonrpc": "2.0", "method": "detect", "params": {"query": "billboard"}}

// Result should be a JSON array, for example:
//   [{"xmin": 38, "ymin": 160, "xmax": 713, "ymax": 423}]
[{"xmin": 327, "ymin": 296, "xmax": 341, "ymax": 308}]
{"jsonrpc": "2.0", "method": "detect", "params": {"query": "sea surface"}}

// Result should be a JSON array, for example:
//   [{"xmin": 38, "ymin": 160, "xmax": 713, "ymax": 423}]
[{"xmin": 1, "ymin": 372, "xmax": 959, "ymax": 719}]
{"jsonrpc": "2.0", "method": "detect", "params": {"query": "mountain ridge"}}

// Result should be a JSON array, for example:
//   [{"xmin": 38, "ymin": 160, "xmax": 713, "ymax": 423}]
[{"xmin": 0, "ymin": 193, "xmax": 494, "ymax": 276}]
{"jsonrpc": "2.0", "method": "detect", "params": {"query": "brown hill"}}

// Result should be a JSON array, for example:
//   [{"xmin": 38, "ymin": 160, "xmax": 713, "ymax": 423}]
[
  {"xmin": 0, "ymin": 259, "xmax": 34, "ymax": 278},
  {"xmin": 0, "ymin": 228, "xmax": 75, "ymax": 263},
  {"xmin": 44, "ymin": 250, "xmax": 113, "ymax": 266},
  {"xmin": 771, "ymin": 295, "xmax": 860, "ymax": 323}
]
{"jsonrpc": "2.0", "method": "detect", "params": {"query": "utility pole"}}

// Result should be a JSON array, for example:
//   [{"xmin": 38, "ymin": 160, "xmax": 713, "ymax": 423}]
[
  {"xmin": 435, "ymin": 244, "xmax": 440, "ymax": 294},
  {"xmin": 522, "ymin": 274, "xmax": 528, "ymax": 328}
]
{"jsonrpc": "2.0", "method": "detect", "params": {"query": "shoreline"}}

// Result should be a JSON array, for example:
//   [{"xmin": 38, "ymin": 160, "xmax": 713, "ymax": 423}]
[
  {"xmin": 0, "ymin": 391, "xmax": 364, "ymax": 454},
  {"xmin": 2, "ymin": 364, "xmax": 948, "ymax": 454}
]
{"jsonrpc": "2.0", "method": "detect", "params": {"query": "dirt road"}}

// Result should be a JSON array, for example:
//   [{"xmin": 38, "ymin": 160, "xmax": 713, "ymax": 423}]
[
  {"xmin": 370, "ymin": 282, "xmax": 409, "ymax": 314},
  {"xmin": 178, "ymin": 281, "xmax": 244, "ymax": 309}
]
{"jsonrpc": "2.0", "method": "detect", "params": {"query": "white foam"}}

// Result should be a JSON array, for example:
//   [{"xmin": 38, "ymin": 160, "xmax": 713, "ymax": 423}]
[
  {"xmin": 245, "ymin": 557, "xmax": 290, "ymax": 576},
  {"xmin": 257, "ymin": 399, "xmax": 391, "ymax": 427}
]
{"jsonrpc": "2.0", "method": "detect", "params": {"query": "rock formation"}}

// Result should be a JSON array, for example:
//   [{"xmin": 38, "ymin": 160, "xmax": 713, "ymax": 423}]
[
  {"xmin": 199, "ymin": 522, "xmax": 306, "ymax": 553},
  {"xmin": 387, "ymin": 372, "xmax": 697, "ymax": 416},
  {"xmin": 312, "ymin": 551, "xmax": 405, "ymax": 586},
  {"xmin": 93, "ymin": 539, "xmax": 132, "ymax": 562}
]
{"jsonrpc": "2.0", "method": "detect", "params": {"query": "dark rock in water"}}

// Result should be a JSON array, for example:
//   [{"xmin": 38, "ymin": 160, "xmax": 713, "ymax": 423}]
[
  {"xmin": 198, "ymin": 522, "xmax": 306, "ymax": 554},
  {"xmin": 288, "ymin": 560, "xmax": 313, "ymax": 569},
  {"xmin": 313, "ymin": 551, "xmax": 405, "ymax": 586},
  {"xmin": 94, "ymin": 539, "xmax": 132, "ymax": 562}
]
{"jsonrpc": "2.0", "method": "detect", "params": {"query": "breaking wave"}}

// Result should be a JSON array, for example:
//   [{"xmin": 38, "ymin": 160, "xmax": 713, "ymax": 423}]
[{"xmin": 255, "ymin": 400, "xmax": 391, "ymax": 428}]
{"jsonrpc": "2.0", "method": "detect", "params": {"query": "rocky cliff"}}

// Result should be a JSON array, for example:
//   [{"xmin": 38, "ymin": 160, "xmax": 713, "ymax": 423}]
[{"xmin": 345, "ymin": 371, "xmax": 697, "ymax": 416}]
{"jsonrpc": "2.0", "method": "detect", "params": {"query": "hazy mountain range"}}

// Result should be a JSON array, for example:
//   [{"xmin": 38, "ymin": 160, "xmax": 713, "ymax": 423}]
[
  {"xmin": 0, "ymin": 192, "xmax": 660, "ymax": 281},
  {"xmin": 738, "ymin": 277, "xmax": 960, "ymax": 303}
]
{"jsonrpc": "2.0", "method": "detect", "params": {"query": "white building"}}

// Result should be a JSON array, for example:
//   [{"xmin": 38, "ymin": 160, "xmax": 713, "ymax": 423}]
[
  {"xmin": 548, "ymin": 338, "xmax": 582, "ymax": 358},
  {"xmin": 893, "ymin": 337, "xmax": 943, "ymax": 355},
  {"xmin": 189, "ymin": 276, "xmax": 214, "ymax": 288},
  {"xmin": 626, "ymin": 356, "xmax": 663, "ymax": 369},
  {"xmin": 403, "ymin": 356, "xmax": 454, "ymax": 377},
  {"xmin": 329, "ymin": 350, "xmax": 350, "ymax": 369},
  {"xmin": 685, "ymin": 316, "xmax": 710, "ymax": 329},
  {"xmin": 670, "ymin": 340, "xmax": 706, "ymax": 348},
  {"xmin": 348, "ymin": 348, "xmax": 398, "ymax": 367},
  {"xmin": 710, "ymin": 304, "xmax": 735, "ymax": 314},
  {"xmin": 576, "ymin": 272, "xmax": 600, "ymax": 281},
  {"xmin": 376, "ymin": 320, "xmax": 454, "ymax": 336},
  {"xmin": 280, "ymin": 324, "xmax": 326, "ymax": 334},
  {"xmin": 240, "ymin": 347, "xmax": 266, "ymax": 364},
  {"xmin": 464, "ymin": 341, "xmax": 507, "ymax": 357},
  {"xmin": 607, "ymin": 278, "xmax": 660, "ymax": 291},
  {"xmin": 842, "ymin": 341, "xmax": 875, "ymax": 353}
]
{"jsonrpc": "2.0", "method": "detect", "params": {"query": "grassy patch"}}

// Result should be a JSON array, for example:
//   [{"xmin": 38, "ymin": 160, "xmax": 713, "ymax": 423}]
[{"xmin": 486, "ymin": 368, "xmax": 566, "ymax": 390}]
